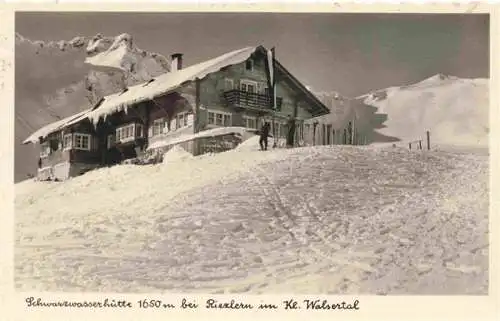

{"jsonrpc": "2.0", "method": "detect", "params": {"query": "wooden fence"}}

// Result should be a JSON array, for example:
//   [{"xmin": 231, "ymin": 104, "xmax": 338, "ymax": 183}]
[{"xmin": 408, "ymin": 131, "xmax": 431, "ymax": 151}]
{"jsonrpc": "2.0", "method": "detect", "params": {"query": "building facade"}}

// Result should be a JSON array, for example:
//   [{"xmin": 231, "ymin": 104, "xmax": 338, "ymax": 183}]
[{"xmin": 24, "ymin": 46, "xmax": 345, "ymax": 181}]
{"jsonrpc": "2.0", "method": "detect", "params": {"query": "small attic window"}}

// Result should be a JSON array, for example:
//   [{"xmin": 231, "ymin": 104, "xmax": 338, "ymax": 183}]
[{"xmin": 245, "ymin": 59, "xmax": 254, "ymax": 71}]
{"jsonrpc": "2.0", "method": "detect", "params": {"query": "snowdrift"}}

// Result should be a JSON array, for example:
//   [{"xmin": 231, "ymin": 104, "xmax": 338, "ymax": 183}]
[
  {"xmin": 15, "ymin": 145, "xmax": 488, "ymax": 294},
  {"xmin": 235, "ymin": 135, "xmax": 261, "ymax": 152},
  {"xmin": 162, "ymin": 145, "xmax": 193, "ymax": 165}
]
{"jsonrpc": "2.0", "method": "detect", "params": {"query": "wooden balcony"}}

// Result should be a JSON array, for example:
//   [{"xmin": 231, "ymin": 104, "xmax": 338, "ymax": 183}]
[{"xmin": 223, "ymin": 90, "xmax": 283, "ymax": 112}]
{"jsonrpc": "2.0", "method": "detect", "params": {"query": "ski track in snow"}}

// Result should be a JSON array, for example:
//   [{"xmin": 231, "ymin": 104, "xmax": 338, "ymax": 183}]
[{"xmin": 15, "ymin": 145, "xmax": 488, "ymax": 294}]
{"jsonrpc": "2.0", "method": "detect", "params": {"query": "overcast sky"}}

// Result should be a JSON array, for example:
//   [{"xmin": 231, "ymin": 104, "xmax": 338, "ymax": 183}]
[{"xmin": 16, "ymin": 12, "xmax": 489, "ymax": 97}]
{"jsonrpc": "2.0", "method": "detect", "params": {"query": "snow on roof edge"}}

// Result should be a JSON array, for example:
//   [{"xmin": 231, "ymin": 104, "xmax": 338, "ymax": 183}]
[
  {"xmin": 147, "ymin": 126, "xmax": 251, "ymax": 150},
  {"xmin": 22, "ymin": 109, "xmax": 92, "ymax": 144}
]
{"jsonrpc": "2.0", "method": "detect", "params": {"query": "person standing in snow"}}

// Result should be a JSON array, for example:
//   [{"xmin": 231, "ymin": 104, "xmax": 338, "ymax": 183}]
[
  {"xmin": 286, "ymin": 115, "xmax": 296, "ymax": 148},
  {"xmin": 259, "ymin": 122, "xmax": 271, "ymax": 151}
]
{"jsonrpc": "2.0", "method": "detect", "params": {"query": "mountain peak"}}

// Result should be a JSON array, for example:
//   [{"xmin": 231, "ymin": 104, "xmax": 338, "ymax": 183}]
[
  {"xmin": 85, "ymin": 33, "xmax": 171, "ymax": 74},
  {"xmin": 420, "ymin": 73, "xmax": 458, "ymax": 84}
]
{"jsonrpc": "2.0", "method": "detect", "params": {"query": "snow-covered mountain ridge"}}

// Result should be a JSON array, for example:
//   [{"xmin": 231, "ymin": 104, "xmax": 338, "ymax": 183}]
[
  {"xmin": 357, "ymin": 74, "xmax": 488, "ymax": 147},
  {"xmin": 314, "ymin": 74, "xmax": 488, "ymax": 147}
]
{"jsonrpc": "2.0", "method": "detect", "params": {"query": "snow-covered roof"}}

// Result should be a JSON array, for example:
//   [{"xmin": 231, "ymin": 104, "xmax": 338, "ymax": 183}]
[
  {"xmin": 87, "ymin": 46, "xmax": 258, "ymax": 125},
  {"xmin": 22, "ymin": 109, "xmax": 92, "ymax": 144}
]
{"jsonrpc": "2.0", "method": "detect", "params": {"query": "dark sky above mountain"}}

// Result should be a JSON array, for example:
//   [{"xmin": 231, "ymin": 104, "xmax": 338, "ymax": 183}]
[{"xmin": 16, "ymin": 12, "xmax": 489, "ymax": 97}]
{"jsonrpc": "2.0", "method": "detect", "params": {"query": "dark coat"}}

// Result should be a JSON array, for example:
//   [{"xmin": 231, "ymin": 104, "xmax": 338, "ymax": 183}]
[
  {"xmin": 287, "ymin": 118, "xmax": 296, "ymax": 145},
  {"xmin": 260, "ymin": 123, "xmax": 271, "ymax": 138}
]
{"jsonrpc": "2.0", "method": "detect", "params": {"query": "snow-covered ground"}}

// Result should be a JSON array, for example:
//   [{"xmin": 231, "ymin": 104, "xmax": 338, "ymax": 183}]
[{"xmin": 15, "ymin": 139, "xmax": 488, "ymax": 294}]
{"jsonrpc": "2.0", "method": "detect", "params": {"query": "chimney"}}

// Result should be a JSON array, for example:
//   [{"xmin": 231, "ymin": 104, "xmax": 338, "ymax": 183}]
[{"xmin": 171, "ymin": 53, "xmax": 183, "ymax": 71}]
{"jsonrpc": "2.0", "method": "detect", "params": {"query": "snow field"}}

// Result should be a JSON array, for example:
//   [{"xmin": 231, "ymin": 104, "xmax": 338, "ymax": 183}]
[{"xmin": 15, "ymin": 142, "xmax": 488, "ymax": 294}]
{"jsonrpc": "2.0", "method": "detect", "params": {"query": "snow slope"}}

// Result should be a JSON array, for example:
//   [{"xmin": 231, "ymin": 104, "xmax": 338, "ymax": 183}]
[
  {"xmin": 15, "ymin": 33, "xmax": 171, "ymax": 182},
  {"xmin": 15, "ymin": 145, "xmax": 488, "ymax": 294},
  {"xmin": 357, "ymin": 74, "xmax": 489, "ymax": 146}
]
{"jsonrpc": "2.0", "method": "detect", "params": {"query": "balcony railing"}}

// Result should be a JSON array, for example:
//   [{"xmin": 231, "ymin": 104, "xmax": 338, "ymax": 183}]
[{"xmin": 223, "ymin": 90, "xmax": 283, "ymax": 111}]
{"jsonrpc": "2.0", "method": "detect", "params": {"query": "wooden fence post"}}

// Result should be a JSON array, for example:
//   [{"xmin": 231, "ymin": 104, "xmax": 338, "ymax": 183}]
[
  {"xmin": 426, "ymin": 131, "xmax": 431, "ymax": 150},
  {"xmin": 409, "ymin": 142, "xmax": 412, "ymax": 150},
  {"xmin": 419, "ymin": 140, "xmax": 422, "ymax": 150}
]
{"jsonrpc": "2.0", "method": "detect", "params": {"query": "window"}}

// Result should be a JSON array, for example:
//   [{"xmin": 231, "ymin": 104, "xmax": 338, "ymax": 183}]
[
  {"xmin": 244, "ymin": 116, "xmax": 257, "ymax": 129},
  {"xmin": 245, "ymin": 59, "xmax": 254, "ymax": 71},
  {"xmin": 240, "ymin": 80, "xmax": 257, "ymax": 93},
  {"xmin": 116, "ymin": 123, "xmax": 136, "ymax": 143},
  {"xmin": 208, "ymin": 113, "xmax": 215, "ymax": 126},
  {"xmin": 216, "ymin": 113, "xmax": 223, "ymax": 126},
  {"xmin": 152, "ymin": 118, "xmax": 166, "ymax": 136},
  {"xmin": 62, "ymin": 133, "xmax": 92, "ymax": 151},
  {"xmin": 40, "ymin": 142, "xmax": 51, "ymax": 158},
  {"xmin": 49, "ymin": 139, "xmax": 59, "ymax": 152},
  {"xmin": 136, "ymin": 124, "xmax": 144, "ymax": 138},
  {"xmin": 63, "ymin": 134, "xmax": 73, "ymax": 151},
  {"xmin": 74, "ymin": 133, "xmax": 91, "ymax": 151},
  {"xmin": 175, "ymin": 112, "xmax": 191, "ymax": 129},
  {"xmin": 224, "ymin": 78, "xmax": 234, "ymax": 90},
  {"xmin": 207, "ymin": 110, "xmax": 232, "ymax": 127}
]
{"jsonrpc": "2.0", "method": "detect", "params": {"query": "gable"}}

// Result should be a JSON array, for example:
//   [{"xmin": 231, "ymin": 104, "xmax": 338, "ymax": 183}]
[{"xmin": 253, "ymin": 46, "xmax": 329, "ymax": 117}]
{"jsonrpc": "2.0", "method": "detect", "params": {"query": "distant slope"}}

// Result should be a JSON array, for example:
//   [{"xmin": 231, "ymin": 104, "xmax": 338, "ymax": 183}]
[
  {"xmin": 15, "ymin": 33, "xmax": 171, "ymax": 182},
  {"xmin": 357, "ymin": 74, "xmax": 489, "ymax": 146}
]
